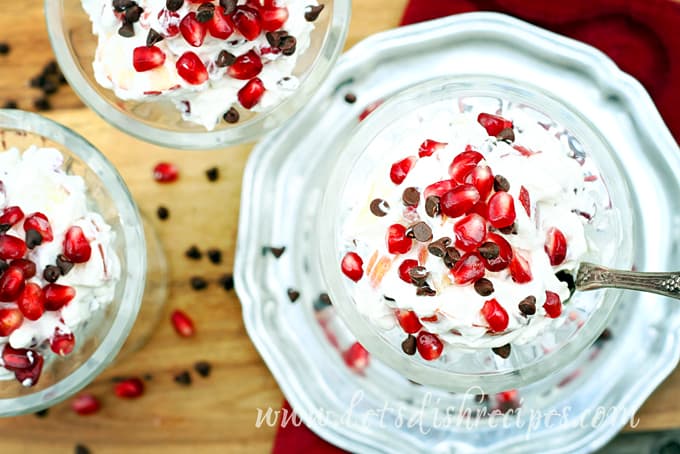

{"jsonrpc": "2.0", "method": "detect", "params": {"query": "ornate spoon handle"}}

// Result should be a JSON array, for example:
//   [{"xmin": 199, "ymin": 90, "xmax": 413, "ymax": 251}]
[{"xmin": 576, "ymin": 262, "xmax": 680, "ymax": 299}]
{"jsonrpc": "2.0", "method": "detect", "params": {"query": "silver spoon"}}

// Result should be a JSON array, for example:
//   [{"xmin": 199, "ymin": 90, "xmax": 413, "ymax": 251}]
[{"xmin": 576, "ymin": 263, "xmax": 680, "ymax": 299}]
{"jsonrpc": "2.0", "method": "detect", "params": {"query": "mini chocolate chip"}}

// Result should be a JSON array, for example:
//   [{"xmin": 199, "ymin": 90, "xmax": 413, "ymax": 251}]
[
  {"xmin": 196, "ymin": 3, "xmax": 215, "ymax": 22},
  {"xmin": 497, "ymin": 127, "xmax": 515, "ymax": 142},
  {"xmin": 0, "ymin": 43, "xmax": 10, "ymax": 55},
  {"xmin": 118, "ymin": 21, "xmax": 135, "ymax": 38},
  {"xmin": 207, "ymin": 249, "xmax": 222, "ymax": 264},
  {"xmin": 143, "ymin": 373, "xmax": 153, "ymax": 381},
  {"xmin": 416, "ymin": 285, "xmax": 436, "ymax": 297},
  {"xmin": 474, "ymin": 278, "xmax": 494, "ymax": 296},
  {"xmin": 223, "ymin": 107, "xmax": 240, "ymax": 123},
  {"xmin": 174, "ymin": 370, "xmax": 192, "ymax": 386},
  {"xmin": 2, "ymin": 100, "xmax": 18, "ymax": 109},
  {"xmin": 265, "ymin": 30, "xmax": 289, "ymax": 47},
  {"xmin": 409, "ymin": 266, "xmax": 429, "ymax": 286},
  {"xmin": 205, "ymin": 167, "xmax": 219, "ymax": 182},
  {"xmin": 194, "ymin": 361, "xmax": 212, "ymax": 377},
  {"xmin": 410, "ymin": 222, "xmax": 433, "ymax": 242},
  {"xmin": 478, "ymin": 242, "xmax": 500, "ymax": 260},
  {"xmin": 113, "ymin": 0, "xmax": 135, "ymax": 11},
  {"xmin": 56, "ymin": 254, "xmax": 74, "ymax": 275},
  {"xmin": 268, "ymin": 246, "xmax": 285, "ymax": 258},
  {"xmin": 34, "ymin": 97, "xmax": 51, "ymax": 111},
  {"xmin": 344, "ymin": 93, "xmax": 357, "ymax": 104},
  {"xmin": 304, "ymin": 4, "xmax": 325, "ymax": 21},
  {"xmin": 499, "ymin": 223, "xmax": 518, "ymax": 235},
  {"xmin": 314, "ymin": 292, "xmax": 332, "ymax": 311},
  {"xmin": 0, "ymin": 224, "xmax": 10, "ymax": 234},
  {"xmin": 518, "ymin": 296, "xmax": 537, "ymax": 316},
  {"xmin": 166, "ymin": 0, "xmax": 183, "ymax": 11},
  {"xmin": 596, "ymin": 328, "xmax": 612, "ymax": 343},
  {"xmin": 44, "ymin": 61, "xmax": 59, "ymax": 75},
  {"xmin": 493, "ymin": 174, "xmax": 510, "ymax": 192},
  {"xmin": 219, "ymin": 0, "xmax": 236, "ymax": 14},
  {"xmin": 427, "ymin": 237, "xmax": 451, "ymax": 257},
  {"xmin": 146, "ymin": 29, "xmax": 164, "ymax": 47},
  {"xmin": 42, "ymin": 81, "xmax": 58, "ymax": 95},
  {"xmin": 279, "ymin": 35, "xmax": 297, "ymax": 56},
  {"xmin": 0, "ymin": 259, "xmax": 8, "ymax": 274},
  {"xmin": 402, "ymin": 187, "xmax": 420, "ymax": 207},
  {"xmin": 369, "ymin": 198, "xmax": 389, "ymax": 217},
  {"xmin": 190, "ymin": 276, "xmax": 208, "ymax": 290},
  {"xmin": 34, "ymin": 408, "xmax": 49, "ymax": 418},
  {"xmin": 443, "ymin": 247, "xmax": 461, "ymax": 268},
  {"xmin": 218, "ymin": 274, "xmax": 234, "ymax": 291},
  {"xmin": 185, "ymin": 245, "xmax": 202, "ymax": 260},
  {"xmin": 43, "ymin": 265, "xmax": 61, "ymax": 283},
  {"xmin": 216, "ymin": 50, "xmax": 236, "ymax": 67},
  {"xmin": 125, "ymin": 5, "xmax": 143, "ymax": 23},
  {"xmin": 30, "ymin": 75, "xmax": 46, "ymax": 88},
  {"xmin": 25, "ymin": 229, "xmax": 43, "ymax": 249},
  {"xmin": 556, "ymin": 270, "xmax": 576, "ymax": 296},
  {"xmin": 157, "ymin": 206, "xmax": 169, "ymax": 220},
  {"xmin": 383, "ymin": 295, "xmax": 395, "ymax": 302},
  {"xmin": 287, "ymin": 288, "xmax": 300, "ymax": 302},
  {"xmin": 492, "ymin": 344, "xmax": 511, "ymax": 359},
  {"xmin": 425, "ymin": 195, "xmax": 440, "ymax": 217},
  {"xmin": 75, "ymin": 444, "xmax": 91, "ymax": 454},
  {"xmin": 401, "ymin": 335, "xmax": 416, "ymax": 355}
]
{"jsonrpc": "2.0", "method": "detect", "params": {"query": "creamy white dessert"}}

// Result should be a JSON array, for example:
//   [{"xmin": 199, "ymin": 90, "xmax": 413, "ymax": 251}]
[
  {"xmin": 0, "ymin": 146, "xmax": 120, "ymax": 386},
  {"xmin": 340, "ymin": 107, "xmax": 597, "ymax": 361},
  {"xmin": 82, "ymin": 0, "xmax": 321, "ymax": 130}
]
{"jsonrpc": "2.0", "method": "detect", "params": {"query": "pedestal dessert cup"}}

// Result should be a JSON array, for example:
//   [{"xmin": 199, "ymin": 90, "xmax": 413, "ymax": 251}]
[
  {"xmin": 319, "ymin": 75, "xmax": 635, "ymax": 393},
  {"xmin": 45, "ymin": 0, "xmax": 351, "ymax": 149}
]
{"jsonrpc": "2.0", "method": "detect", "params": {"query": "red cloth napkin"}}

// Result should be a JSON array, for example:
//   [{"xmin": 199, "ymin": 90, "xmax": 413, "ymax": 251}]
[{"xmin": 272, "ymin": 1, "xmax": 680, "ymax": 452}]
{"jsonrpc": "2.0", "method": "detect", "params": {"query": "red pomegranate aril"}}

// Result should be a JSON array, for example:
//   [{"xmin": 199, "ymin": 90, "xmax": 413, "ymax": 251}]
[
  {"xmin": 341, "ymin": 252, "xmax": 364, "ymax": 282},
  {"xmin": 519, "ymin": 186, "xmax": 531, "ymax": 217},
  {"xmin": 64, "ymin": 226, "xmax": 92, "ymax": 263},
  {"xmin": 481, "ymin": 233, "xmax": 513, "ymax": 272},
  {"xmin": 153, "ymin": 162, "xmax": 179, "ymax": 183},
  {"xmin": 180, "ymin": 12, "xmax": 207, "ymax": 47},
  {"xmin": 0, "ymin": 308, "xmax": 23, "ymax": 337},
  {"xmin": 398, "ymin": 259, "xmax": 418, "ymax": 283},
  {"xmin": 423, "ymin": 179, "xmax": 457, "ymax": 199},
  {"xmin": 50, "ymin": 329, "xmax": 75, "ymax": 356},
  {"xmin": 451, "ymin": 253, "xmax": 485, "ymax": 285},
  {"xmin": 238, "ymin": 77, "xmax": 265, "ymax": 109},
  {"xmin": 418, "ymin": 139, "xmax": 447, "ymax": 158},
  {"xmin": 358, "ymin": 100, "xmax": 383, "ymax": 121},
  {"xmin": 0, "ymin": 206, "xmax": 24, "ymax": 228},
  {"xmin": 465, "ymin": 165, "xmax": 494, "ymax": 200},
  {"xmin": 386, "ymin": 224, "xmax": 412, "ymax": 255},
  {"xmin": 416, "ymin": 331, "xmax": 443, "ymax": 361},
  {"xmin": 132, "ymin": 46, "xmax": 166, "ymax": 72},
  {"xmin": 440, "ymin": 184, "xmax": 480, "ymax": 218},
  {"xmin": 545, "ymin": 227, "xmax": 568, "ymax": 266},
  {"xmin": 543, "ymin": 291, "xmax": 562, "ymax": 318},
  {"xmin": 0, "ymin": 235, "xmax": 27, "ymax": 260},
  {"xmin": 71, "ymin": 394, "xmax": 101, "ymax": 416},
  {"xmin": 17, "ymin": 283, "xmax": 45, "ymax": 321},
  {"xmin": 176, "ymin": 51, "xmax": 209, "ymax": 85},
  {"xmin": 389, "ymin": 156, "xmax": 417, "ymax": 185},
  {"xmin": 260, "ymin": 6, "xmax": 288, "ymax": 31},
  {"xmin": 509, "ymin": 250, "xmax": 532, "ymax": 283},
  {"xmin": 227, "ymin": 50, "xmax": 263, "ymax": 80},
  {"xmin": 208, "ymin": 6, "xmax": 235, "ymax": 39},
  {"xmin": 343, "ymin": 342, "xmax": 370, "ymax": 373},
  {"xmin": 514, "ymin": 145, "xmax": 535, "ymax": 157},
  {"xmin": 24, "ymin": 213, "xmax": 53, "ymax": 242},
  {"xmin": 43, "ymin": 284, "xmax": 76, "ymax": 311},
  {"xmin": 471, "ymin": 201, "xmax": 488, "ymax": 218},
  {"xmin": 114, "ymin": 377, "xmax": 145, "ymax": 399},
  {"xmin": 481, "ymin": 299, "xmax": 509, "ymax": 333},
  {"xmin": 448, "ymin": 148, "xmax": 484, "ymax": 183},
  {"xmin": 14, "ymin": 351, "xmax": 43, "ymax": 387},
  {"xmin": 487, "ymin": 191, "xmax": 516, "ymax": 229},
  {"xmin": 233, "ymin": 6, "xmax": 262, "ymax": 41},
  {"xmin": 477, "ymin": 113, "xmax": 513, "ymax": 136},
  {"xmin": 2, "ymin": 345, "xmax": 32, "ymax": 371},
  {"xmin": 454, "ymin": 213, "xmax": 487, "ymax": 251},
  {"xmin": 10, "ymin": 259, "xmax": 36, "ymax": 279},
  {"xmin": 171, "ymin": 309, "xmax": 195, "ymax": 337},
  {"xmin": 395, "ymin": 309, "xmax": 422, "ymax": 334},
  {"xmin": 157, "ymin": 9, "xmax": 181, "ymax": 37},
  {"xmin": 0, "ymin": 266, "xmax": 24, "ymax": 302}
]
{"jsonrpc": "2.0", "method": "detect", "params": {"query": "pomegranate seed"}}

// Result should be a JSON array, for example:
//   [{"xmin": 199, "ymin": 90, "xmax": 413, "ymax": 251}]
[
  {"xmin": 17, "ymin": 283, "xmax": 45, "ymax": 321},
  {"xmin": 389, "ymin": 156, "xmax": 417, "ymax": 185},
  {"xmin": 519, "ymin": 186, "xmax": 531, "ymax": 217},
  {"xmin": 496, "ymin": 389, "xmax": 520, "ymax": 411},
  {"xmin": 2, "ymin": 345, "xmax": 32, "ymax": 371},
  {"xmin": 71, "ymin": 394, "xmax": 101, "ymax": 416},
  {"xmin": 487, "ymin": 191, "xmax": 516, "ymax": 229},
  {"xmin": 481, "ymin": 299, "xmax": 509, "ymax": 333},
  {"xmin": 340, "ymin": 252, "xmax": 363, "ymax": 282},
  {"xmin": 176, "ymin": 51, "xmax": 209, "ymax": 85},
  {"xmin": 50, "ymin": 329, "xmax": 75, "ymax": 356},
  {"xmin": 208, "ymin": 6, "xmax": 234, "ymax": 39},
  {"xmin": 342, "ymin": 342, "xmax": 370, "ymax": 373},
  {"xmin": 24, "ymin": 213, "xmax": 53, "ymax": 242},
  {"xmin": 43, "ymin": 284, "xmax": 76, "ymax": 311},
  {"xmin": 260, "ymin": 6, "xmax": 288, "ymax": 32},
  {"xmin": 0, "ymin": 206, "xmax": 24, "ymax": 227},
  {"xmin": 14, "ymin": 351, "xmax": 43, "ymax": 387},
  {"xmin": 416, "ymin": 331, "xmax": 443, "ymax": 360},
  {"xmin": 543, "ymin": 291, "xmax": 562, "ymax": 318},
  {"xmin": 451, "ymin": 253, "xmax": 485, "ymax": 285},
  {"xmin": 386, "ymin": 224, "xmax": 412, "ymax": 255},
  {"xmin": 395, "ymin": 309, "xmax": 422, "ymax": 334},
  {"xmin": 11, "ymin": 259, "xmax": 36, "ymax": 279},
  {"xmin": 545, "ymin": 227, "xmax": 568, "ymax": 266},
  {"xmin": 171, "ymin": 309, "xmax": 195, "ymax": 337},
  {"xmin": 227, "ymin": 50, "xmax": 263, "ymax": 80},
  {"xmin": 465, "ymin": 165, "xmax": 494, "ymax": 200},
  {"xmin": 0, "ymin": 266, "xmax": 25, "ymax": 301},
  {"xmin": 454, "ymin": 213, "xmax": 487, "ymax": 251},
  {"xmin": 132, "ymin": 46, "xmax": 166, "ymax": 72},
  {"xmin": 153, "ymin": 162, "xmax": 179, "ymax": 183},
  {"xmin": 0, "ymin": 308, "xmax": 23, "ymax": 336},
  {"xmin": 421, "ymin": 314, "xmax": 438, "ymax": 322},
  {"xmin": 423, "ymin": 179, "xmax": 457, "ymax": 199},
  {"xmin": 157, "ymin": 9, "xmax": 181, "ymax": 37},
  {"xmin": 477, "ymin": 113, "xmax": 513, "ymax": 136},
  {"xmin": 0, "ymin": 235, "xmax": 26, "ymax": 260},
  {"xmin": 480, "ymin": 233, "xmax": 513, "ymax": 272},
  {"xmin": 238, "ymin": 77, "xmax": 265, "ymax": 109},
  {"xmin": 358, "ymin": 100, "xmax": 383, "ymax": 122},
  {"xmin": 63, "ymin": 226, "xmax": 92, "ymax": 263},
  {"xmin": 448, "ymin": 148, "xmax": 484, "ymax": 183},
  {"xmin": 233, "ymin": 6, "xmax": 262, "ymax": 41},
  {"xmin": 471, "ymin": 201, "xmax": 488, "ymax": 218},
  {"xmin": 397, "ymin": 259, "xmax": 418, "ymax": 283},
  {"xmin": 440, "ymin": 184, "xmax": 480, "ymax": 218},
  {"xmin": 180, "ymin": 12, "xmax": 207, "ymax": 47},
  {"xmin": 513, "ymin": 145, "xmax": 535, "ymax": 157},
  {"xmin": 509, "ymin": 250, "xmax": 532, "ymax": 283},
  {"xmin": 114, "ymin": 377, "xmax": 145, "ymax": 399},
  {"xmin": 418, "ymin": 139, "xmax": 447, "ymax": 158}
]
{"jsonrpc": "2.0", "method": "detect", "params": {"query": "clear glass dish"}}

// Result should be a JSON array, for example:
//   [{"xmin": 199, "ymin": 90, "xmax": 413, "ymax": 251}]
[
  {"xmin": 0, "ymin": 109, "xmax": 146, "ymax": 415},
  {"xmin": 319, "ymin": 76, "xmax": 635, "ymax": 393},
  {"xmin": 45, "ymin": 0, "xmax": 351, "ymax": 149}
]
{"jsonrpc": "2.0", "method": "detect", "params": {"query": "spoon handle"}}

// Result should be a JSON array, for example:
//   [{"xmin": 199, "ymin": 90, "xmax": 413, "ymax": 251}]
[{"xmin": 576, "ymin": 262, "xmax": 680, "ymax": 299}]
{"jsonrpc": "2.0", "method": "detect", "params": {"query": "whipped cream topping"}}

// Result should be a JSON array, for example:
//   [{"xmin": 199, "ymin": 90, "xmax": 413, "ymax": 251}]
[
  {"xmin": 341, "ymin": 107, "xmax": 596, "ymax": 352},
  {"xmin": 0, "ymin": 146, "xmax": 120, "ymax": 382},
  {"xmin": 82, "ymin": 0, "xmax": 318, "ymax": 130}
]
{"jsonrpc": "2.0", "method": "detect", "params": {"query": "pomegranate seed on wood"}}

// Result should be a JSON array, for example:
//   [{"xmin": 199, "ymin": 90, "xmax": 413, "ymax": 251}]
[
  {"xmin": 2, "ymin": 345, "xmax": 32, "ymax": 371},
  {"xmin": 416, "ymin": 331, "xmax": 443, "ymax": 360},
  {"xmin": 454, "ymin": 213, "xmax": 487, "ymax": 251},
  {"xmin": 51, "ymin": 329, "xmax": 76, "ymax": 356},
  {"xmin": 233, "ymin": 6, "xmax": 262, "ymax": 41},
  {"xmin": 519, "ymin": 186, "xmax": 531, "ymax": 217},
  {"xmin": 340, "ymin": 252, "xmax": 364, "ymax": 282},
  {"xmin": 0, "ymin": 266, "xmax": 25, "ymax": 302},
  {"xmin": 153, "ymin": 162, "xmax": 179, "ymax": 183},
  {"xmin": 208, "ymin": 6, "xmax": 235, "ymax": 39},
  {"xmin": 63, "ymin": 226, "xmax": 92, "ymax": 263},
  {"xmin": 440, "ymin": 184, "xmax": 480, "ymax": 218},
  {"xmin": 386, "ymin": 224, "xmax": 412, "ymax": 255},
  {"xmin": 227, "ymin": 50, "xmax": 263, "ymax": 80},
  {"xmin": 342, "ymin": 342, "xmax": 370, "ymax": 373},
  {"xmin": 43, "ymin": 284, "xmax": 76, "ymax": 311},
  {"xmin": 451, "ymin": 253, "xmax": 485, "ymax": 285},
  {"xmin": 114, "ymin": 377, "xmax": 145, "ymax": 399},
  {"xmin": 0, "ymin": 235, "xmax": 27, "ymax": 260},
  {"xmin": 238, "ymin": 77, "xmax": 265, "ymax": 109},
  {"xmin": 0, "ymin": 206, "xmax": 24, "ymax": 228},
  {"xmin": 477, "ymin": 113, "xmax": 513, "ymax": 136},
  {"xmin": 260, "ymin": 6, "xmax": 288, "ymax": 32},
  {"xmin": 133, "ymin": 46, "xmax": 166, "ymax": 72},
  {"xmin": 14, "ymin": 351, "xmax": 43, "ymax": 387},
  {"xmin": 480, "ymin": 233, "xmax": 513, "ymax": 272},
  {"xmin": 448, "ymin": 148, "xmax": 483, "ymax": 183},
  {"xmin": 71, "ymin": 394, "xmax": 101, "ymax": 416},
  {"xmin": 17, "ymin": 283, "xmax": 45, "ymax": 321},
  {"xmin": 509, "ymin": 250, "xmax": 532, "ymax": 283},
  {"xmin": 418, "ymin": 140, "xmax": 447, "ymax": 158},
  {"xmin": 176, "ymin": 51, "xmax": 209, "ymax": 85},
  {"xmin": 543, "ymin": 291, "xmax": 562, "ymax": 318},
  {"xmin": 395, "ymin": 309, "xmax": 422, "ymax": 334},
  {"xmin": 545, "ymin": 227, "xmax": 568, "ymax": 266},
  {"xmin": 180, "ymin": 12, "xmax": 207, "ymax": 47},
  {"xmin": 487, "ymin": 191, "xmax": 516, "ymax": 229},
  {"xmin": 481, "ymin": 299, "xmax": 509, "ymax": 333},
  {"xmin": 389, "ymin": 156, "xmax": 417, "ymax": 185},
  {"xmin": 397, "ymin": 259, "xmax": 418, "ymax": 283},
  {"xmin": 465, "ymin": 165, "xmax": 494, "ymax": 200},
  {"xmin": 0, "ymin": 307, "xmax": 24, "ymax": 336},
  {"xmin": 171, "ymin": 309, "xmax": 195, "ymax": 337}
]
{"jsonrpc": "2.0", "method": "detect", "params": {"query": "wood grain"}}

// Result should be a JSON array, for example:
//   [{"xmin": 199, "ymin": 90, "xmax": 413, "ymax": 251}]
[{"xmin": 0, "ymin": 1, "xmax": 674, "ymax": 453}]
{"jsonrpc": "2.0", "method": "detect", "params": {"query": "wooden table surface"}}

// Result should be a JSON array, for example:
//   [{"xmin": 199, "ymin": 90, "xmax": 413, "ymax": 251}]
[{"xmin": 0, "ymin": 1, "xmax": 678, "ymax": 453}]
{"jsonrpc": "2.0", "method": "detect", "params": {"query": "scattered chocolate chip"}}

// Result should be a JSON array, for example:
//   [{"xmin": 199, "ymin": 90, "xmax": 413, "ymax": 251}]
[
  {"xmin": 216, "ymin": 50, "xmax": 236, "ymax": 67},
  {"xmin": 492, "ymin": 344, "xmax": 511, "ymax": 359},
  {"xmin": 478, "ymin": 242, "xmax": 500, "ymax": 260},
  {"xmin": 265, "ymin": 30, "xmax": 289, "ymax": 48},
  {"xmin": 190, "ymin": 276, "xmax": 208, "ymax": 290},
  {"xmin": 205, "ymin": 167, "xmax": 219, "ymax": 182},
  {"xmin": 344, "ymin": 93, "xmax": 357, "ymax": 104},
  {"xmin": 596, "ymin": 328, "xmax": 612, "ymax": 343},
  {"xmin": 443, "ymin": 247, "xmax": 461, "ymax": 268},
  {"xmin": 34, "ymin": 408, "xmax": 49, "ymax": 418},
  {"xmin": 304, "ymin": 4, "xmax": 325, "ymax": 21},
  {"xmin": 206, "ymin": 248, "xmax": 222, "ymax": 264},
  {"xmin": 410, "ymin": 222, "xmax": 433, "ymax": 242},
  {"xmin": 499, "ymin": 223, "xmax": 518, "ymax": 235},
  {"xmin": 427, "ymin": 237, "xmax": 451, "ymax": 258},
  {"xmin": 369, "ymin": 198, "xmax": 389, "ymax": 217},
  {"xmin": 125, "ymin": 5, "xmax": 143, "ymax": 23},
  {"xmin": 555, "ymin": 270, "xmax": 576, "ymax": 296},
  {"xmin": 174, "ymin": 370, "xmax": 192, "ymax": 386},
  {"xmin": 223, "ymin": 107, "xmax": 240, "ymax": 123},
  {"xmin": 219, "ymin": 0, "xmax": 236, "ymax": 14},
  {"xmin": 287, "ymin": 288, "xmax": 300, "ymax": 302},
  {"xmin": 383, "ymin": 295, "xmax": 395, "ymax": 302},
  {"xmin": 401, "ymin": 335, "xmax": 416, "ymax": 355},
  {"xmin": 42, "ymin": 80, "xmax": 58, "ymax": 95},
  {"xmin": 518, "ymin": 296, "xmax": 536, "ymax": 316},
  {"xmin": 268, "ymin": 246, "xmax": 286, "ymax": 258},
  {"xmin": 409, "ymin": 266, "xmax": 429, "ymax": 286},
  {"xmin": 146, "ymin": 29, "xmax": 164, "ymax": 47},
  {"xmin": 493, "ymin": 175, "xmax": 510, "ymax": 192},
  {"xmin": 196, "ymin": 3, "xmax": 215, "ymax": 22},
  {"xmin": 425, "ymin": 195, "xmax": 440, "ymax": 217},
  {"xmin": 43, "ymin": 265, "xmax": 61, "ymax": 283},
  {"xmin": 194, "ymin": 361, "xmax": 212, "ymax": 377},
  {"xmin": 402, "ymin": 187, "xmax": 420, "ymax": 207},
  {"xmin": 25, "ymin": 229, "xmax": 43, "ymax": 249},
  {"xmin": 0, "ymin": 224, "xmax": 9, "ymax": 234},
  {"xmin": 143, "ymin": 373, "xmax": 153, "ymax": 381},
  {"xmin": 416, "ymin": 285, "xmax": 436, "ymax": 297},
  {"xmin": 166, "ymin": 0, "xmax": 184, "ymax": 12},
  {"xmin": 30, "ymin": 74, "xmax": 46, "ymax": 89},
  {"xmin": 279, "ymin": 35, "xmax": 297, "ymax": 56},
  {"xmin": 74, "ymin": 444, "xmax": 91, "ymax": 454},
  {"xmin": 497, "ymin": 128, "xmax": 515, "ymax": 142},
  {"xmin": 34, "ymin": 97, "xmax": 51, "ymax": 111},
  {"xmin": 56, "ymin": 254, "xmax": 74, "ymax": 275},
  {"xmin": 44, "ymin": 61, "xmax": 59, "ymax": 75},
  {"xmin": 185, "ymin": 245, "xmax": 202, "ymax": 260},
  {"xmin": 218, "ymin": 274, "xmax": 234, "ymax": 291},
  {"xmin": 0, "ymin": 43, "xmax": 10, "ymax": 55},
  {"xmin": 474, "ymin": 278, "xmax": 494, "ymax": 296},
  {"xmin": 157, "ymin": 205, "xmax": 169, "ymax": 220},
  {"xmin": 2, "ymin": 100, "xmax": 18, "ymax": 109},
  {"xmin": 113, "ymin": 0, "xmax": 135, "ymax": 11},
  {"xmin": 313, "ymin": 292, "xmax": 332, "ymax": 311},
  {"xmin": 118, "ymin": 21, "xmax": 135, "ymax": 38}
]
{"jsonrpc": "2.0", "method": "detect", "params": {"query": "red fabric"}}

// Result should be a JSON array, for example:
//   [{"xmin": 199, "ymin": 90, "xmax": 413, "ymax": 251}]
[{"xmin": 273, "ymin": 1, "xmax": 680, "ymax": 452}]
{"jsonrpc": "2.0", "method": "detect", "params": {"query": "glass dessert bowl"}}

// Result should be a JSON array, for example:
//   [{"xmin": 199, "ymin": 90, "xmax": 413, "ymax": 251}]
[
  {"xmin": 320, "ymin": 76, "xmax": 635, "ymax": 393},
  {"xmin": 0, "ymin": 109, "xmax": 146, "ymax": 415},
  {"xmin": 46, "ymin": 0, "xmax": 350, "ymax": 149}
]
